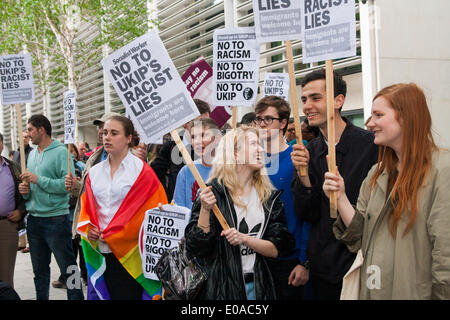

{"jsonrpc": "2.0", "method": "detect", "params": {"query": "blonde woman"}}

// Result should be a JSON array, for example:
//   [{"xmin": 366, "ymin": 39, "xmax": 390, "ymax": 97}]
[{"xmin": 185, "ymin": 126, "xmax": 294, "ymax": 300}]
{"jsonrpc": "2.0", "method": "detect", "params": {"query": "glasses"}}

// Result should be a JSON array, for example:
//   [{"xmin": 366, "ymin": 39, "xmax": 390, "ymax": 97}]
[{"xmin": 253, "ymin": 116, "xmax": 282, "ymax": 125}]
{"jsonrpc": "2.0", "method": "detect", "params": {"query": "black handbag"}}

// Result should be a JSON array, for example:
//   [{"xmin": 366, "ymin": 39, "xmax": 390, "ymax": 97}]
[{"xmin": 154, "ymin": 238, "xmax": 207, "ymax": 300}]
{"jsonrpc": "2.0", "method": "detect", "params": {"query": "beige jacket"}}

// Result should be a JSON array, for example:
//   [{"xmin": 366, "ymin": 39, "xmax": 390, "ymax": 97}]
[{"xmin": 334, "ymin": 150, "xmax": 450, "ymax": 299}]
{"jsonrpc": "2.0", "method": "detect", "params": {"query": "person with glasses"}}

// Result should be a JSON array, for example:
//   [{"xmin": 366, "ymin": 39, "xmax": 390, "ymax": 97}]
[{"xmin": 254, "ymin": 96, "xmax": 311, "ymax": 300}]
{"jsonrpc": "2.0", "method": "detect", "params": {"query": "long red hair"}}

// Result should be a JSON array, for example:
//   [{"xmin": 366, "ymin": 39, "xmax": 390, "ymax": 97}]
[{"xmin": 370, "ymin": 83, "xmax": 437, "ymax": 237}]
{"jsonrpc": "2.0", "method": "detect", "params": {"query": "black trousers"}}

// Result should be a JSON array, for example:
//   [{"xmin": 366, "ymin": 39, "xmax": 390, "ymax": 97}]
[
  {"xmin": 103, "ymin": 253, "xmax": 142, "ymax": 300},
  {"xmin": 267, "ymin": 259, "xmax": 304, "ymax": 300},
  {"xmin": 0, "ymin": 281, "xmax": 20, "ymax": 300},
  {"xmin": 310, "ymin": 274, "xmax": 342, "ymax": 300}
]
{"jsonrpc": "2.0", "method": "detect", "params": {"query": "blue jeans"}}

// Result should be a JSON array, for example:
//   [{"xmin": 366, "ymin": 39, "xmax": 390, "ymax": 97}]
[
  {"xmin": 27, "ymin": 214, "xmax": 84, "ymax": 300},
  {"xmin": 245, "ymin": 282, "xmax": 255, "ymax": 300}
]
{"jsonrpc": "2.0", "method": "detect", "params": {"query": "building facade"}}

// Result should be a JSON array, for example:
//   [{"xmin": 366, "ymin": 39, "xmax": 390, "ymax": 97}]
[{"xmin": 1, "ymin": 0, "xmax": 449, "ymax": 156}]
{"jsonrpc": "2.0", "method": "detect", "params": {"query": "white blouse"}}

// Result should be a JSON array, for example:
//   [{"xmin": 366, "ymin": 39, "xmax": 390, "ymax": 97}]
[{"xmin": 89, "ymin": 151, "xmax": 143, "ymax": 253}]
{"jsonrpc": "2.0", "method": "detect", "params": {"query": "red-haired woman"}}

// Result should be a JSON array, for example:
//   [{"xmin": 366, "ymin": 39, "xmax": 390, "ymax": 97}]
[{"xmin": 323, "ymin": 83, "xmax": 450, "ymax": 299}]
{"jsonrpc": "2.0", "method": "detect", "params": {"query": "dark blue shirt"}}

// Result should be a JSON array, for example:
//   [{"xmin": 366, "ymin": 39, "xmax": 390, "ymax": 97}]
[{"xmin": 266, "ymin": 144, "xmax": 310, "ymax": 262}]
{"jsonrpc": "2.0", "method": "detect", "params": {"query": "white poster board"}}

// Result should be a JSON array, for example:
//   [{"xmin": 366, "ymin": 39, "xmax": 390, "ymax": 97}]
[
  {"xmin": 252, "ymin": 0, "xmax": 302, "ymax": 42},
  {"xmin": 0, "ymin": 53, "xmax": 35, "ymax": 105},
  {"xmin": 102, "ymin": 30, "xmax": 200, "ymax": 144},
  {"xmin": 213, "ymin": 27, "xmax": 260, "ymax": 106},
  {"xmin": 139, "ymin": 204, "xmax": 190, "ymax": 281},
  {"xmin": 301, "ymin": 0, "xmax": 356, "ymax": 63},
  {"xmin": 63, "ymin": 89, "xmax": 76, "ymax": 144},
  {"xmin": 263, "ymin": 72, "xmax": 290, "ymax": 101}
]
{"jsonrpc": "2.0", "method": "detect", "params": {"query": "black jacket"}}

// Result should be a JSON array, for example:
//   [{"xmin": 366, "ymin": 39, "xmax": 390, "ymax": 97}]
[
  {"xmin": 1, "ymin": 157, "xmax": 27, "ymax": 221},
  {"xmin": 150, "ymin": 134, "xmax": 197, "ymax": 201},
  {"xmin": 185, "ymin": 178, "xmax": 295, "ymax": 300},
  {"xmin": 13, "ymin": 144, "xmax": 32, "ymax": 167},
  {"xmin": 291, "ymin": 118, "xmax": 378, "ymax": 283}
]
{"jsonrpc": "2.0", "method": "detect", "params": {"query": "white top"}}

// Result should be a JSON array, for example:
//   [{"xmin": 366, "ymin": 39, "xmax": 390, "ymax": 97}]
[
  {"xmin": 234, "ymin": 187, "xmax": 265, "ymax": 275},
  {"xmin": 89, "ymin": 151, "xmax": 143, "ymax": 253}
]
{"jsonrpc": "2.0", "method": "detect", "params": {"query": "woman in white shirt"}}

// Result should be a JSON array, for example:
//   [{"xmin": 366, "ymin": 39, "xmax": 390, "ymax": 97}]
[
  {"xmin": 75, "ymin": 115, "xmax": 167, "ymax": 300},
  {"xmin": 185, "ymin": 126, "xmax": 294, "ymax": 300}
]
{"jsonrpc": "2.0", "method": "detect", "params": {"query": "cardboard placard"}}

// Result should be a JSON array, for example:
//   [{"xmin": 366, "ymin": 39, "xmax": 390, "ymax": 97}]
[
  {"xmin": 213, "ymin": 27, "xmax": 260, "ymax": 107},
  {"xmin": 63, "ymin": 89, "xmax": 76, "ymax": 144},
  {"xmin": 0, "ymin": 53, "xmax": 35, "ymax": 105},
  {"xmin": 301, "ymin": 0, "xmax": 356, "ymax": 63},
  {"xmin": 139, "ymin": 204, "xmax": 190, "ymax": 280},
  {"xmin": 263, "ymin": 72, "xmax": 290, "ymax": 101},
  {"xmin": 253, "ymin": 0, "xmax": 302, "ymax": 42},
  {"xmin": 102, "ymin": 30, "xmax": 200, "ymax": 144},
  {"xmin": 181, "ymin": 58, "xmax": 232, "ymax": 128}
]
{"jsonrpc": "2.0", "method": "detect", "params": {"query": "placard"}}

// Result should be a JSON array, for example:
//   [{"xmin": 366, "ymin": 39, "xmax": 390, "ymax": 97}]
[
  {"xmin": 102, "ymin": 30, "xmax": 200, "ymax": 144},
  {"xmin": 182, "ymin": 58, "xmax": 232, "ymax": 128},
  {"xmin": 63, "ymin": 89, "xmax": 76, "ymax": 144},
  {"xmin": 0, "ymin": 53, "xmax": 35, "ymax": 105},
  {"xmin": 213, "ymin": 27, "xmax": 260, "ymax": 106},
  {"xmin": 252, "ymin": 0, "xmax": 302, "ymax": 42},
  {"xmin": 301, "ymin": 0, "xmax": 356, "ymax": 63},
  {"xmin": 139, "ymin": 204, "xmax": 190, "ymax": 281},
  {"xmin": 263, "ymin": 72, "xmax": 290, "ymax": 101}
]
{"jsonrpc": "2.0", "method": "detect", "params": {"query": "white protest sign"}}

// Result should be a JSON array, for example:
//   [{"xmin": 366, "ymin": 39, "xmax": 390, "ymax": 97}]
[
  {"xmin": 0, "ymin": 53, "xmax": 35, "ymax": 105},
  {"xmin": 63, "ymin": 90, "xmax": 76, "ymax": 144},
  {"xmin": 102, "ymin": 30, "xmax": 200, "ymax": 144},
  {"xmin": 139, "ymin": 204, "xmax": 190, "ymax": 280},
  {"xmin": 301, "ymin": 0, "xmax": 356, "ymax": 63},
  {"xmin": 263, "ymin": 73, "xmax": 290, "ymax": 101},
  {"xmin": 213, "ymin": 27, "xmax": 260, "ymax": 106},
  {"xmin": 252, "ymin": 0, "xmax": 302, "ymax": 42}
]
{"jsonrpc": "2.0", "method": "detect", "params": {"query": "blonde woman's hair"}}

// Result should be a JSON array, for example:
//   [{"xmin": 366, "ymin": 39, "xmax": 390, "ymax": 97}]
[{"xmin": 208, "ymin": 125, "xmax": 274, "ymax": 208}]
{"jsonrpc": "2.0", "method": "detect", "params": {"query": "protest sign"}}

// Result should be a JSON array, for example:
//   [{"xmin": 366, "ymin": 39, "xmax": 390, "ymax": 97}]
[
  {"xmin": 181, "ymin": 58, "xmax": 232, "ymax": 129},
  {"xmin": 263, "ymin": 72, "xmax": 290, "ymax": 101},
  {"xmin": 139, "ymin": 204, "xmax": 190, "ymax": 280},
  {"xmin": 102, "ymin": 30, "xmax": 200, "ymax": 144},
  {"xmin": 63, "ymin": 89, "xmax": 76, "ymax": 144},
  {"xmin": 0, "ymin": 53, "xmax": 35, "ymax": 105},
  {"xmin": 252, "ymin": 0, "xmax": 302, "ymax": 42},
  {"xmin": 213, "ymin": 27, "xmax": 260, "ymax": 107},
  {"xmin": 301, "ymin": 0, "xmax": 356, "ymax": 63},
  {"xmin": 251, "ymin": 1, "xmax": 306, "ymax": 174},
  {"xmin": 300, "ymin": 0, "xmax": 357, "ymax": 217},
  {"xmin": 0, "ymin": 53, "xmax": 35, "ymax": 172}
]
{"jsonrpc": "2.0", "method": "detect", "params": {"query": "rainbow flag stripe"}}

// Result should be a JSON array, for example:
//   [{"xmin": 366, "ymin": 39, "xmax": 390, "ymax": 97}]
[{"xmin": 77, "ymin": 162, "xmax": 167, "ymax": 300}]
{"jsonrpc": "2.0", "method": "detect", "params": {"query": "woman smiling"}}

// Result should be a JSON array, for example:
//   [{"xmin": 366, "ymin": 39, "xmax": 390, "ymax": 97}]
[
  {"xmin": 323, "ymin": 83, "xmax": 450, "ymax": 299},
  {"xmin": 185, "ymin": 126, "xmax": 294, "ymax": 300}
]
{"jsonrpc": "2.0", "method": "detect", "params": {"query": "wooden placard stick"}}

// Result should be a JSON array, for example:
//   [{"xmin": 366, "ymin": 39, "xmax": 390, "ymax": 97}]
[
  {"xmin": 170, "ymin": 130, "xmax": 230, "ymax": 230},
  {"xmin": 15, "ymin": 104, "xmax": 27, "ymax": 173},
  {"xmin": 68, "ymin": 143, "xmax": 72, "ymax": 175},
  {"xmin": 285, "ymin": 40, "xmax": 307, "ymax": 177},
  {"xmin": 325, "ymin": 60, "xmax": 337, "ymax": 219},
  {"xmin": 232, "ymin": 106, "xmax": 237, "ymax": 129}
]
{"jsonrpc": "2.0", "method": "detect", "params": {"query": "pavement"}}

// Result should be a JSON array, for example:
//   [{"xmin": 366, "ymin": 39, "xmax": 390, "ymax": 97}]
[{"xmin": 13, "ymin": 248, "xmax": 88, "ymax": 300}]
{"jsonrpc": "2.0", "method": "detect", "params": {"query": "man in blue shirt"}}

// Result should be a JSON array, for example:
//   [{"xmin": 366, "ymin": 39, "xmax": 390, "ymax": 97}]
[
  {"xmin": 173, "ymin": 118, "xmax": 221, "ymax": 214},
  {"xmin": 254, "ymin": 96, "xmax": 310, "ymax": 300}
]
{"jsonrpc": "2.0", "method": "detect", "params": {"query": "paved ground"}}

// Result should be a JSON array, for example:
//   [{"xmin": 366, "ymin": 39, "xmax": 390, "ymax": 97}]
[{"xmin": 14, "ymin": 249, "xmax": 87, "ymax": 300}]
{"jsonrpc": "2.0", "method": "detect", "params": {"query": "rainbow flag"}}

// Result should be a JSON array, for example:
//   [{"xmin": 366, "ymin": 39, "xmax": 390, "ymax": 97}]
[{"xmin": 77, "ymin": 162, "xmax": 168, "ymax": 300}]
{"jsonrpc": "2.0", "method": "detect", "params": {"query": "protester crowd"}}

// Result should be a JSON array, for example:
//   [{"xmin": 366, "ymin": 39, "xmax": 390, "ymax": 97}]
[{"xmin": 0, "ymin": 68, "xmax": 449, "ymax": 301}]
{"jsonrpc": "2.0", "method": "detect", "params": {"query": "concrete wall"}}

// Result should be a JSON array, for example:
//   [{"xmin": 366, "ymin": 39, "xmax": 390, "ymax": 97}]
[{"xmin": 361, "ymin": 0, "xmax": 450, "ymax": 148}]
